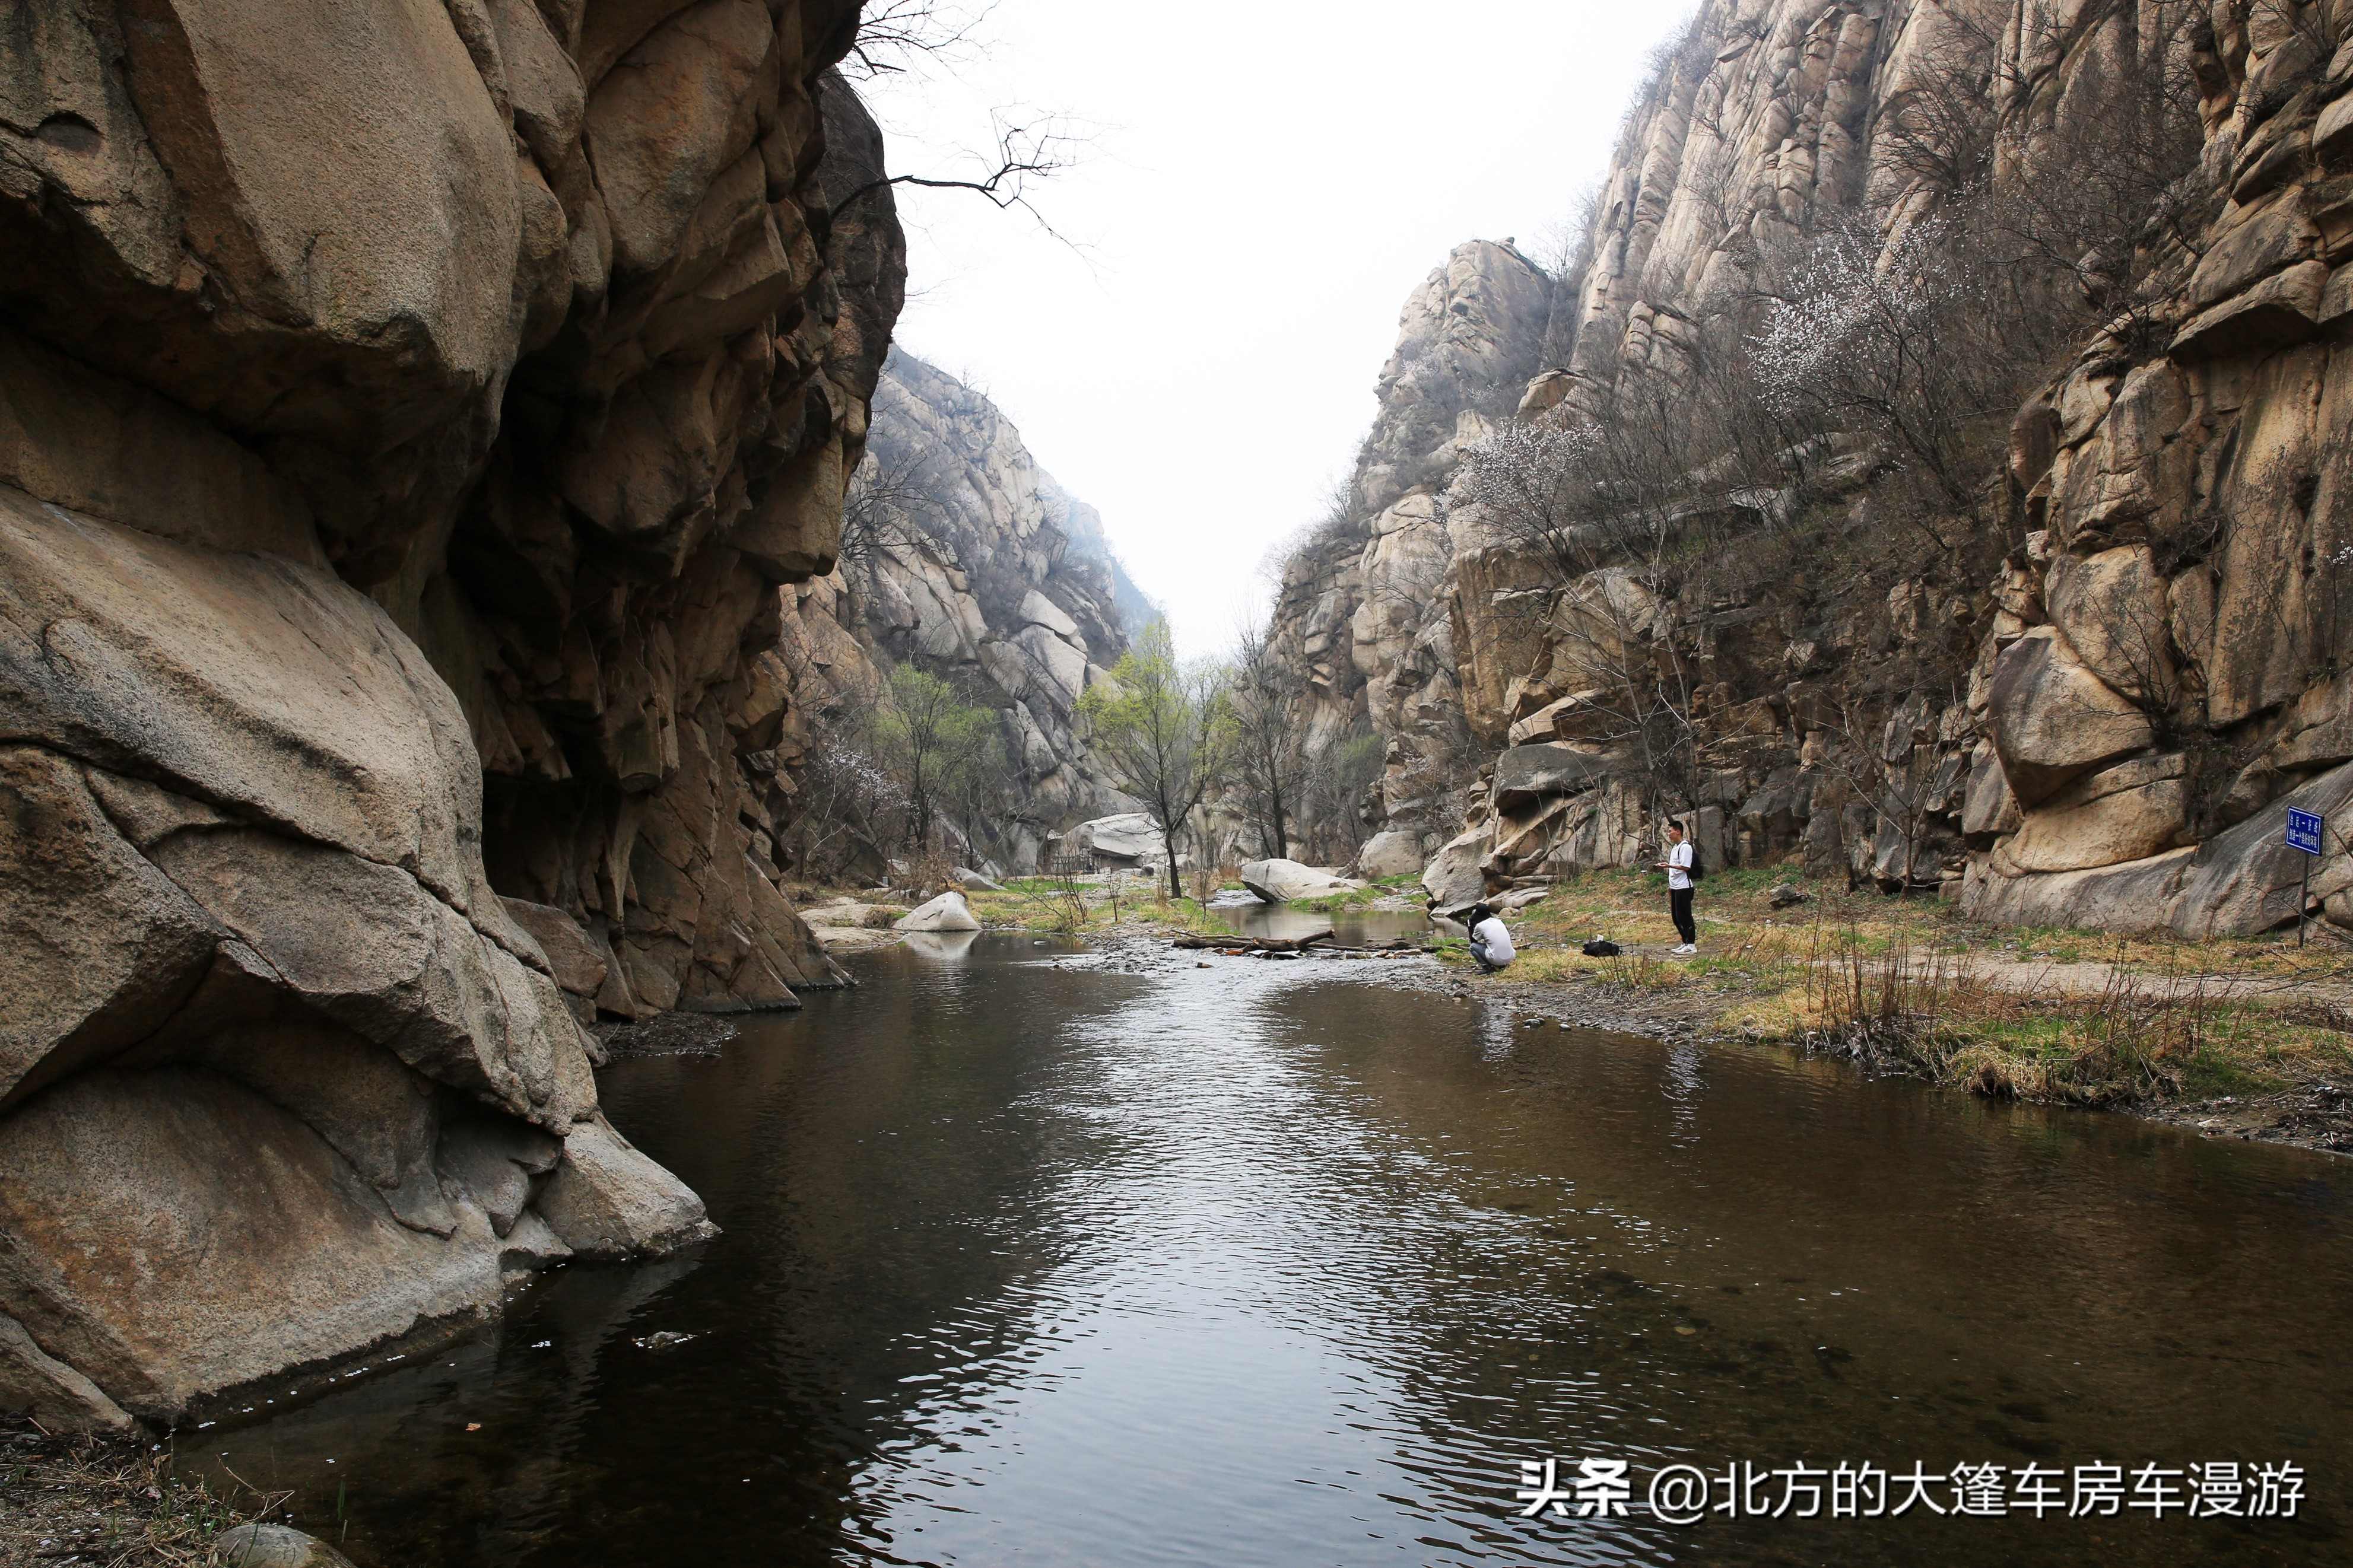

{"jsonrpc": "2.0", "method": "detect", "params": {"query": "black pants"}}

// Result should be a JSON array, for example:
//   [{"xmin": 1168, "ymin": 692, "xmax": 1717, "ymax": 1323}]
[{"xmin": 1669, "ymin": 886, "xmax": 1695, "ymax": 946}]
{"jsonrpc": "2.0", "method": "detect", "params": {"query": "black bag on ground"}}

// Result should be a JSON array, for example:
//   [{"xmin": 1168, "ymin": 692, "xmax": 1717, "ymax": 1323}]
[{"xmin": 1582, "ymin": 939, "xmax": 1622, "ymax": 958}]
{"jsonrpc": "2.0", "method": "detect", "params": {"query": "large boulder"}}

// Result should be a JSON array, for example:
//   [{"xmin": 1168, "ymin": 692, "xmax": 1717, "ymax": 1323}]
[
  {"xmin": 1996, "ymin": 755, "xmax": 2189, "ymax": 874},
  {"xmin": 1999, "ymin": 782, "xmax": 2189, "ymax": 874},
  {"xmin": 1355, "ymin": 830, "xmax": 1425, "ymax": 879},
  {"xmin": 0, "ymin": 1067, "xmax": 506, "ymax": 1426},
  {"xmin": 2045, "ymin": 548, "xmax": 2173, "ymax": 704},
  {"xmin": 1965, "ymin": 759, "xmax": 2353, "ymax": 936},
  {"xmin": 1421, "ymin": 823, "xmax": 1495, "ymax": 915},
  {"xmin": 1058, "ymin": 813, "xmax": 1167, "ymax": 864},
  {"xmin": 1984, "ymin": 627, "xmax": 2155, "ymax": 806},
  {"xmin": 1506, "ymin": 689, "xmax": 1627, "ymax": 746},
  {"xmin": 894, "ymin": 891, "xmax": 982, "ymax": 931},
  {"xmin": 1960, "ymin": 743, "xmax": 2023, "ymax": 839},
  {"xmin": 1491, "ymin": 743, "xmax": 1616, "ymax": 810},
  {"xmin": 1239, "ymin": 860, "xmax": 1361, "ymax": 903},
  {"xmin": 534, "ymin": 1118, "xmax": 716, "ymax": 1262}
]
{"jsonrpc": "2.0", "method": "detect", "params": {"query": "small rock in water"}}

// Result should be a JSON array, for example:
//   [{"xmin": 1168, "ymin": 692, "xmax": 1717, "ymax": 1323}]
[
  {"xmin": 211, "ymin": 1524, "xmax": 358, "ymax": 1567},
  {"xmin": 634, "ymin": 1331, "xmax": 697, "ymax": 1350}
]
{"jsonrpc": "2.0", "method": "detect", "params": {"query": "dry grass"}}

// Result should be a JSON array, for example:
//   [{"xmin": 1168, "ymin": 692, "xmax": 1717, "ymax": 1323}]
[
  {"xmin": 1779, "ymin": 932, "xmax": 2326, "ymax": 1103},
  {"xmin": 914, "ymin": 873, "xmax": 1230, "ymax": 937},
  {"xmin": 1492, "ymin": 865, "xmax": 2353, "ymax": 1105},
  {"xmin": 0, "ymin": 1417, "xmax": 287, "ymax": 1567}
]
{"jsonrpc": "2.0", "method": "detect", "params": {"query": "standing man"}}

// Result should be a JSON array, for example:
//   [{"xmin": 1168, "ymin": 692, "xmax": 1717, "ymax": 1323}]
[{"xmin": 1653, "ymin": 821, "xmax": 1697, "ymax": 955}]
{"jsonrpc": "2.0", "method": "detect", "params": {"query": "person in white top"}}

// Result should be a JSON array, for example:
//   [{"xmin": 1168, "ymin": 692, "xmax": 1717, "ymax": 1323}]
[
  {"xmin": 1653, "ymin": 821, "xmax": 1697, "ymax": 954},
  {"xmin": 1465, "ymin": 902, "xmax": 1516, "ymax": 972}
]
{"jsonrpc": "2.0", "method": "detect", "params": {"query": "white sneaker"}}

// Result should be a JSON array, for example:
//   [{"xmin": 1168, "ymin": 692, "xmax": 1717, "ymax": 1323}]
[{"xmin": 1674, "ymin": 943, "xmax": 1697, "ymax": 955}]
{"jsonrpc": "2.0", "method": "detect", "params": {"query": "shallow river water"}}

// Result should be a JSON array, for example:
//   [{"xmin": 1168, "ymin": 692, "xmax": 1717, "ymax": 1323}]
[{"xmin": 195, "ymin": 931, "xmax": 2349, "ymax": 1566}]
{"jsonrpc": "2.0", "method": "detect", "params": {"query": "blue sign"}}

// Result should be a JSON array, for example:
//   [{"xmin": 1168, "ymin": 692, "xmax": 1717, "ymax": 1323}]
[{"xmin": 2286, "ymin": 807, "xmax": 2325, "ymax": 856}]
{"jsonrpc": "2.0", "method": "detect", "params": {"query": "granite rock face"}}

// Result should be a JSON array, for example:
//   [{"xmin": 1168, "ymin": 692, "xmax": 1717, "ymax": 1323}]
[
  {"xmin": 0, "ymin": 0, "xmax": 900, "ymax": 1429},
  {"xmin": 1258, "ymin": 240, "xmax": 1553, "ymax": 861},
  {"xmin": 770, "ymin": 349, "xmax": 1142, "ymax": 873},
  {"xmin": 1265, "ymin": 0, "xmax": 2353, "ymax": 937}
]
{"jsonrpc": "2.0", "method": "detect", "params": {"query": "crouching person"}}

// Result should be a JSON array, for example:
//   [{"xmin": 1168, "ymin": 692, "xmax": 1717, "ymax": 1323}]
[{"xmin": 1466, "ymin": 902, "xmax": 1516, "ymax": 973}]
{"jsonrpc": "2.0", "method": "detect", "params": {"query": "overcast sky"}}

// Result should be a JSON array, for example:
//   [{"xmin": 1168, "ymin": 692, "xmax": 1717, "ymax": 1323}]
[{"xmin": 858, "ymin": 2, "xmax": 1691, "ymax": 658}]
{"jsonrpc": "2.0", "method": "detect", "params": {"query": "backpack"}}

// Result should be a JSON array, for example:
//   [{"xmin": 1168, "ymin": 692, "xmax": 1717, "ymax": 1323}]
[
  {"xmin": 1582, "ymin": 938, "xmax": 1622, "ymax": 958},
  {"xmin": 1686, "ymin": 839, "xmax": 1705, "ymax": 882}
]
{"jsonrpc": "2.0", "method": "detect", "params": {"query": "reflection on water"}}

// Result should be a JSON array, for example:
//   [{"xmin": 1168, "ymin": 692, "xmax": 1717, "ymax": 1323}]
[
  {"xmin": 1210, "ymin": 898, "xmax": 1432, "ymax": 946},
  {"xmin": 190, "ymin": 935, "xmax": 2349, "ymax": 1566}
]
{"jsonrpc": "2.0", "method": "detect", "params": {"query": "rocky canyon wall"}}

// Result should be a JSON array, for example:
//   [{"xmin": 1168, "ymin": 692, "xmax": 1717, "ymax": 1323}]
[
  {"xmin": 0, "ymin": 0, "xmax": 901, "ymax": 1433},
  {"xmin": 770, "ymin": 348, "xmax": 1143, "ymax": 874},
  {"xmin": 1272, "ymin": 0, "xmax": 2353, "ymax": 939},
  {"xmin": 1259, "ymin": 238, "xmax": 1553, "ymax": 863}
]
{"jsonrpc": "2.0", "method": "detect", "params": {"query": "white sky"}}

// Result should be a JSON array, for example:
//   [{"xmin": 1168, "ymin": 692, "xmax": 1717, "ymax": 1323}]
[{"xmin": 858, "ymin": 2, "xmax": 1692, "ymax": 658}]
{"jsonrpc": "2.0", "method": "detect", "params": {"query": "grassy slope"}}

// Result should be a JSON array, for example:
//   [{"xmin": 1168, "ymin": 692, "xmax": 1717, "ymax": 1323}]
[{"xmin": 1464, "ymin": 866, "xmax": 2353, "ymax": 1106}]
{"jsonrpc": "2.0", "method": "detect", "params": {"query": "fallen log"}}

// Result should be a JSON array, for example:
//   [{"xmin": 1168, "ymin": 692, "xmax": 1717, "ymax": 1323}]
[{"xmin": 1172, "ymin": 928, "xmax": 1335, "ymax": 952}]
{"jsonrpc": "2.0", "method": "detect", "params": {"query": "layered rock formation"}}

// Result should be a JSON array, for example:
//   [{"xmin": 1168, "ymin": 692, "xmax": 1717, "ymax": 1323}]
[
  {"xmin": 0, "ymin": 0, "xmax": 901, "ymax": 1430},
  {"xmin": 1258, "ymin": 240, "xmax": 1552, "ymax": 854},
  {"xmin": 1269, "ymin": 0, "xmax": 2353, "ymax": 936},
  {"xmin": 769, "ymin": 349, "xmax": 1142, "ymax": 872},
  {"xmin": 1963, "ymin": 4, "xmax": 2353, "ymax": 933}
]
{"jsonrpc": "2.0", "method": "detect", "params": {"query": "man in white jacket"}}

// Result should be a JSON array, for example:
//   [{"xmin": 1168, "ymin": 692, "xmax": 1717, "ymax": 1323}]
[
  {"xmin": 1653, "ymin": 821, "xmax": 1697, "ymax": 954},
  {"xmin": 1466, "ymin": 902, "xmax": 1516, "ymax": 972}
]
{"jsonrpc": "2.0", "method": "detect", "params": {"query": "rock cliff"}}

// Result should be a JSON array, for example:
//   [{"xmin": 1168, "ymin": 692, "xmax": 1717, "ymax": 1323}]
[
  {"xmin": 1270, "ymin": 0, "xmax": 2353, "ymax": 938},
  {"xmin": 1258, "ymin": 239, "xmax": 1553, "ymax": 856},
  {"xmin": 770, "ymin": 348, "xmax": 1143, "ymax": 873},
  {"xmin": 0, "ymin": 0, "xmax": 901, "ymax": 1431}
]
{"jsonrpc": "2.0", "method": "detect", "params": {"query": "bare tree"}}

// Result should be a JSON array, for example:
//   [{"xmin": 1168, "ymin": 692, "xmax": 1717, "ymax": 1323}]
[
  {"xmin": 1229, "ymin": 615, "xmax": 1307, "ymax": 860},
  {"xmin": 840, "ymin": 0, "xmax": 995, "ymax": 80},
  {"xmin": 838, "ymin": 447, "xmax": 951, "ymax": 576},
  {"xmin": 837, "ymin": 111, "xmax": 1091, "ymax": 240},
  {"xmin": 1452, "ymin": 420, "xmax": 1716, "ymax": 820},
  {"xmin": 1079, "ymin": 622, "xmax": 1233, "ymax": 898},
  {"xmin": 1810, "ymin": 689, "xmax": 1972, "ymax": 892}
]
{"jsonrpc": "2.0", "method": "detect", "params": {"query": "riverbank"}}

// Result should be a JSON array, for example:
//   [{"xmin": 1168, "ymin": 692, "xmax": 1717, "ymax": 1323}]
[
  {"xmin": 782, "ymin": 868, "xmax": 2353, "ymax": 1153},
  {"xmin": 0, "ymin": 1414, "xmax": 290, "ymax": 1566},
  {"xmin": 1102, "ymin": 873, "xmax": 2353, "ymax": 1155},
  {"xmin": 1444, "ymin": 866, "xmax": 2353, "ymax": 1143}
]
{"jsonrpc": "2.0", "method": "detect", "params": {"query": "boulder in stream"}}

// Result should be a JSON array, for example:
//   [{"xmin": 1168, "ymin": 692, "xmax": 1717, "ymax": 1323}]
[
  {"xmin": 1239, "ymin": 860, "xmax": 1363, "ymax": 903},
  {"xmin": 894, "ymin": 892, "xmax": 982, "ymax": 931},
  {"xmin": 212, "ymin": 1525, "xmax": 357, "ymax": 1568}
]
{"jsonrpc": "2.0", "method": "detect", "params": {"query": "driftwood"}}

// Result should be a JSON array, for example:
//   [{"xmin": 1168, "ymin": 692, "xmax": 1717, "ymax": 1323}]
[{"xmin": 1172, "ymin": 929, "xmax": 1334, "ymax": 953}]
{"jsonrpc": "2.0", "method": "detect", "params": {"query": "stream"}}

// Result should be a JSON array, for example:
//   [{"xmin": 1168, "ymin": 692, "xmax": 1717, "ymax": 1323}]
[{"xmin": 191, "ymin": 930, "xmax": 2349, "ymax": 1566}]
